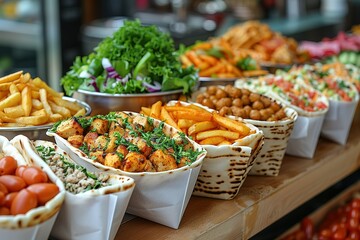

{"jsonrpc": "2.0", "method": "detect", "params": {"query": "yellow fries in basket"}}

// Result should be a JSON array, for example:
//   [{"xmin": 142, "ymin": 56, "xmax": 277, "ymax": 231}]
[
  {"xmin": 141, "ymin": 101, "xmax": 253, "ymax": 146},
  {"xmin": 0, "ymin": 71, "xmax": 86, "ymax": 127}
]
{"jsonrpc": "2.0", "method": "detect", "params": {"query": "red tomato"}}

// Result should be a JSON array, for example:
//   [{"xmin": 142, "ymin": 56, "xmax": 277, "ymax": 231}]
[
  {"xmin": 15, "ymin": 165, "xmax": 28, "ymax": 178},
  {"xmin": 301, "ymin": 217, "xmax": 314, "ymax": 239},
  {"xmin": 0, "ymin": 206, "xmax": 10, "ymax": 215},
  {"xmin": 0, "ymin": 156, "xmax": 18, "ymax": 176},
  {"xmin": 333, "ymin": 224, "xmax": 347, "ymax": 240},
  {"xmin": 0, "ymin": 175, "xmax": 26, "ymax": 192},
  {"xmin": 348, "ymin": 230, "xmax": 360, "ymax": 240},
  {"xmin": 3, "ymin": 192, "xmax": 18, "ymax": 208},
  {"xmin": 10, "ymin": 189, "xmax": 38, "ymax": 215},
  {"xmin": 0, "ymin": 182, "xmax": 8, "ymax": 195},
  {"xmin": 21, "ymin": 166, "xmax": 48, "ymax": 185},
  {"xmin": 27, "ymin": 183, "xmax": 59, "ymax": 205},
  {"xmin": 319, "ymin": 228, "xmax": 332, "ymax": 238},
  {"xmin": 0, "ymin": 191, "xmax": 4, "ymax": 205},
  {"xmin": 347, "ymin": 218, "xmax": 359, "ymax": 231},
  {"xmin": 351, "ymin": 199, "xmax": 360, "ymax": 209},
  {"xmin": 348, "ymin": 208, "xmax": 360, "ymax": 219}
]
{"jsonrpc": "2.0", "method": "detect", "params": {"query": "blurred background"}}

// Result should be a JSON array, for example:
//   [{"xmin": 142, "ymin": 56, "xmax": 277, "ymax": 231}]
[{"xmin": 0, "ymin": 0, "xmax": 358, "ymax": 90}]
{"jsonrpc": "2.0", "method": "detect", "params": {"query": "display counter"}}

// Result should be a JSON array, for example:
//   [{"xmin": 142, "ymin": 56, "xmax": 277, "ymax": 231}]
[{"xmin": 115, "ymin": 112, "xmax": 360, "ymax": 239}]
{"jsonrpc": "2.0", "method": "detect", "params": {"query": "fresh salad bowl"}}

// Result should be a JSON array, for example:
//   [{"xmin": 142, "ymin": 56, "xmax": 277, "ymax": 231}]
[{"xmin": 62, "ymin": 20, "xmax": 198, "ymax": 113}]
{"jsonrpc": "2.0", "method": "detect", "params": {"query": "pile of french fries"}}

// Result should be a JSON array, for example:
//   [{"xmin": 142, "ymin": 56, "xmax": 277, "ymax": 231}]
[
  {"xmin": 0, "ymin": 71, "xmax": 86, "ymax": 127},
  {"xmin": 180, "ymin": 39, "xmax": 268, "ymax": 78},
  {"xmin": 220, "ymin": 21, "xmax": 308, "ymax": 65},
  {"xmin": 140, "ymin": 101, "xmax": 253, "ymax": 146}
]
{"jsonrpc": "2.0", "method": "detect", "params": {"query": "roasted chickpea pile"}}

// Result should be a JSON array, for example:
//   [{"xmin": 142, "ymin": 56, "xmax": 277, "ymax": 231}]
[{"xmin": 196, "ymin": 85, "xmax": 287, "ymax": 121}]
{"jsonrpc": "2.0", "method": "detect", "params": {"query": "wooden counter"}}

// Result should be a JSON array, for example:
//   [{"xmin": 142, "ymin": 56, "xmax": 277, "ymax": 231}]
[{"xmin": 115, "ymin": 114, "xmax": 360, "ymax": 240}]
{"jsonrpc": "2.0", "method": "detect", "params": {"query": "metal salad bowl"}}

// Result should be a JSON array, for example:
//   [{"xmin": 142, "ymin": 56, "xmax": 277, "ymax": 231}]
[
  {"xmin": 0, "ymin": 97, "xmax": 91, "ymax": 141},
  {"xmin": 199, "ymin": 77, "xmax": 239, "ymax": 87},
  {"xmin": 72, "ymin": 89, "xmax": 184, "ymax": 115}
]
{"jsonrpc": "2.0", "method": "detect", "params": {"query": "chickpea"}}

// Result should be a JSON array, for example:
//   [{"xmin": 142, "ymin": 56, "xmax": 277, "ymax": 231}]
[
  {"xmin": 266, "ymin": 108, "xmax": 275, "ymax": 116},
  {"xmin": 219, "ymin": 106, "xmax": 231, "ymax": 116},
  {"xmin": 243, "ymin": 105, "xmax": 252, "ymax": 117},
  {"xmin": 249, "ymin": 109, "xmax": 261, "ymax": 120},
  {"xmin": 212, "ymin": 98, "xmax": 218, "ymax": 105},
  {"xmin": 224, "ymin": 85, "xmax": 233, "ymax": 94},
  {"xmin": 259, "ymin": 109, "xmax": 270, "ymax": 121},
  {"xmin": 215, "ymin": 89, "xmax": 227, "ymax": 99},
  {"xmin": 252, "ymin": 100, "xmax": 264, "ymax": 110},
  {"xmin": 249, "ymin": 93, "xmax": 260, "ymax": 103},
  {"xmin": 215, "ymin": 98, "xmax": 232, "ymax": 110},
  {"xmin": 202, "ymin": 98, "xmax": 215, "ymax": 109},
  {"xmin": 275, "ymin": 109, "xmax": 286, "ymax": 120},
  {"xmin": 267, "ymin": 116, "xmax": 276, "ymax": 121},
  {"xmin": 232, "ymin": 98, "xmax": 243, "ymax": 108},
  {"xmin": 209, "ymin": 95, "xmax": 217, "ymax": 101},
  {"xmin": 227, "ymin": 86, "xmax": 242, "ymax": 98},
  {"xmin": 260, "ymin": 96, "xmax": 272, "ymax": 108},
  {"xmin": 231, "ymin": 106, "xmax": 245, "ymax": 118},
  {"xmin": 202, "ymin": 92, "xmax": 210, "ymax": 98},
  {"xmin": 270, "ymin": 102, "xmax": 281, "ymax": 112},
  {"xmin": 207, "ymin": 86, "xmax": 217, "ymax": 95},
  {"xmin": 241, "ymin": 88, "xmax": 251, "ymax": 96},
  {"xmin": 241, "ymin": 95, "xmax": 250, "ymax": 106},
  {"xmin": 196, "ymin": 94, "xmax": 205, "ymax": 103}
]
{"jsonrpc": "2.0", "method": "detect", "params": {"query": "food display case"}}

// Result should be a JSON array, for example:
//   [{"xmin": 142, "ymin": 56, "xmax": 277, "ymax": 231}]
[{"xmin": 0, "ymin": 1, "xmax": 360, "ymax": 240}]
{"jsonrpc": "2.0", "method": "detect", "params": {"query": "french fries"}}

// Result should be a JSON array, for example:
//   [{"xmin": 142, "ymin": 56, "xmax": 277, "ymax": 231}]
[
  {"xmin": 0, "ymin": 71, "xmax": 87, "ymax": 127},
  {"xmin": 142, "ymin": 101, "xmax": 253, "ymax": 146}
]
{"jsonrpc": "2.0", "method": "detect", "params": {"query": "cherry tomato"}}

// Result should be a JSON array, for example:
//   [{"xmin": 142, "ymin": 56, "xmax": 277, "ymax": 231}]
[
  {"xmin": 27, "ymin": 183, "xmax": 59, "ymax": 205},
  {"xmin": 351, "ymin": 199, "xmax": 360, "ymax": 209},
  {"xmin": 10, "ymin": 189, "xmax": 37, "ymax": 215},
  {"xmin": 0, "ymin": 206, "xmax": 10, "ymax": 215},
  {"xmin": 0, "ymin": 175, "xmax": 26, "ymax": 192},
  {"xmin": 348, "ymin": 208, "xmax": 360, "ymax": 220},
  {"xmin": 347, "ymin": 218, "xmax": 359, "ymax": 231},
  {"xmin": 319, "ymin": 228, "xmax": 332, "ymax": 238},
  {"xmin": 3, "ymin": 192, "xmax": 18, "ymax": 208},
  {"xmin": 0, "ymin": 156, "xmax": 17, "ymax": 176},
  {"xmin": 348, "ymin": 230, "xmax": 360, "ymax": 240},
  {"xmin": 0, "ymin": 191, "xmax": 4, "ymax": 205},
  {"xmin": 333, "ymin": 224, "xmax": 347, "ymax": 240},
  {"xmin": 15, "ymin": 165, "xmax": 28, "ymax": 178},
  {"xmin": 301, "ymin": 217, "xmax": 314, "ymax": 239},
  {"xmin": 0, "ymin": 182, "xmax": 8, "ymax": 195},
  {"xmin": 21, "ymin": 166, "xmax": 48, "ymax": 185}
]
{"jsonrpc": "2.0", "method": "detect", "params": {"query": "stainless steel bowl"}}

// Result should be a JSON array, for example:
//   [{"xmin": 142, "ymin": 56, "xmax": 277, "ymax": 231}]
[
  {"xmin": 73, "ymin": 89, "xmax": 183, "ymax": 115},
  {"xmin": 0, "ymin": 97, "xmax": 91, "ymax": 142},
  {"xmin": 199, "ymin": 77, "xmax": 238, "ymax": 87}
]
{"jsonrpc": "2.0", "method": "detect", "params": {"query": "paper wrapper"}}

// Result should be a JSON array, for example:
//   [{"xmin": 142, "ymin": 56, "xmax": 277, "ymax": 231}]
[
  {"xmin": 191, "ymin": 87, "xmax": 298, "ymax": 177},
  {"xmin": 166, "ymin": 101, "xmax": 264, "ymax": 200},
  {"xmin": 47, "ymin": 112, "xmax": 207, "ymax": 229},
  {"xmin": 245, "ymin": 107, "xmax": 298, "ymax": 176},
  {"xmin": 321, "ymin": 96, "xmax": 359, "ymax": 145},
  {"xmin": 0, "ymin": 135, "xmax": 65, "ymax": 240},
  {"xmin": 11, "ymin": 136, "xmax": 135, "ymax": 240},
  {"xmin": 285, "ymin": 114, "xmax": 325, "ymax": 158},
  {"xmin": 235, "ymin": 78, "xmax": 329, "ymax": 159}
]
